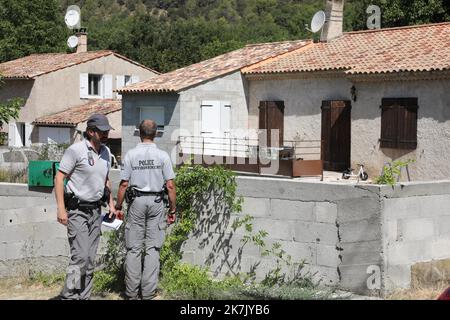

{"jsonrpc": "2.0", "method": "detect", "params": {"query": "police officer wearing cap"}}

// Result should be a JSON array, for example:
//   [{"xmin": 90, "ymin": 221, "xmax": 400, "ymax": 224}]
[
  {"xmin": 115, "ymin": 119, "xmax": 176, "ymax": 300},
  {"xmin": 54, "ymin": 113, "xmax": 117, "ymax": 300}
]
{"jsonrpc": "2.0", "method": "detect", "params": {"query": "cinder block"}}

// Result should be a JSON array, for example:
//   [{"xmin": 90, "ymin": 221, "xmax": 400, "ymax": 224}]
[
  {"xmin": 384, "ymin": 195, "xmax": 450, "ymax": 221},
  {"xmin": 339, "ymin": 219, "xmax": 381, "ymax": 243},
  {"xmin": 0, "ymin": 196, "xmax": 54, "ymax": 210},
  {"xmin": 33, "ymin": 222, "xmax": 67, "ymax": 241},
  {"xmin": 4, "ymin": 241, "xmax": 29, "ymax": 260},
  {"xmin": 35, "ymin": 238, "xmax": 69, "ymax": 257},
  {"xmin": 339, "ymin": 241, "xmax": 382, "ymax": 266},
  {"xmin": 0, "ymin": 205, "xmax": 57, "ymax": 227},
  {"xmin": 316, "ymin": 245, "xmax": 340, "ymax": 267},
  {"xmin": 270, "ymin": 199, "xmax": 315, "ymax": 221},
  {"xmin": 292, "ymin": 221, "xmax": 338, "ymax": 245},
  {"xmin": 384, "ymin": 264, "xmax": 411, "ymax": 292},
  {"xmin": 339, "ymin": 264, "xmax": 382, "ymax": 295},
  {"xmin": 383, "ymin": 219, "xmax": 399, "ymax": 243},
  {"xmin": 399, "ymin": 218, "xmax": 434, "ymax": 241},
  {"xmin": 387, "ymin": 241, "xmax": 433, "ymax": 265},
  {"xmin": 304, "ymin": 265, "xmax": 340, "ymax": 286},
  {"xmin": 337, "ymin": 197, "xmax": 380, "ymax": 222},
  {"xmin": 276, "ymin": 240, "xmax": 316, "ymax": 265},
  {"xmin": 431, "ymin": 237, "xmax": 450, "ymax": 259},
  {"xmin": 314, "ymin": 202, "xmax": 337, "ymax": 224},
  {"xmin": 438, "ymin": 215, "xmax": 450, "ymax": 236},
  {"xmin": 252, "ymin": 218, "xmax": 295, "ymax": 241},
  {"xmin": 242, "ymin": 197, "xmax": 270, "ymax": 217},
  {"xmin": 0, "ymin": 224, "xmax": 34, "ymax": 243},
  {"xmin": 383, "ymin": 198, "xmax": 421, "ymax": 221}
]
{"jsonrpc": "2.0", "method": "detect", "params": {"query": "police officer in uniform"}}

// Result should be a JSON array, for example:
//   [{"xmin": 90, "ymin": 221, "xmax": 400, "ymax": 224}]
[
  {"xmin": 54, "ymin": 113, "xmax": 117, "ymax": 300},
  {"xmin": 115, "ymin": 119, "xmax": 176, "ymax": 300}
]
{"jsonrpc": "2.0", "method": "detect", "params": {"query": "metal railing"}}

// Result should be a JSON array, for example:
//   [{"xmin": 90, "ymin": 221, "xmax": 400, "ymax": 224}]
[{"xmin": 177, "ymin": 135, "xmax": 321, "ymax": 160}]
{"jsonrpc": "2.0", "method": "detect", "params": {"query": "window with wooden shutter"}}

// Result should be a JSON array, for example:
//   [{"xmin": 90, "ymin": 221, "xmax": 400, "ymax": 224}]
[{"xmin": 380, "ymin": 98, "xmax": 418, "ymax": 149}]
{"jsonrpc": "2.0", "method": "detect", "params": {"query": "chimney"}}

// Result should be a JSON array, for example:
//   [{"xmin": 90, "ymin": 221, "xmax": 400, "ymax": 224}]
[
  {"xmin": 76, "ymin": 31, "xmax": 88, "ymax": 53},
  {"xmin": 320, "ymin": 0, "xmax": 344, "ymax": 42}
]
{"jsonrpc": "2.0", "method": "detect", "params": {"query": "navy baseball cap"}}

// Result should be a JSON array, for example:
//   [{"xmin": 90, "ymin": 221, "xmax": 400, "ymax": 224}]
[{"xmin": 87, "ymin": 114, "xmax": 114, "ymax": 131}]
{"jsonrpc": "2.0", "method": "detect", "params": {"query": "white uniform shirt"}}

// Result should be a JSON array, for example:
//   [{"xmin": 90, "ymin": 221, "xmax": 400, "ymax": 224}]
[{"xmin": 121, "ymin": 143, "xmax": 175, "ymax": 192}]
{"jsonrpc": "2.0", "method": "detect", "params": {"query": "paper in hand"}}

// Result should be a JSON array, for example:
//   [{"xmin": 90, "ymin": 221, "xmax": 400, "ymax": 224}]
[{"xmin": 101, "ymin": 212, "xmax": 123, "ymax": 230}]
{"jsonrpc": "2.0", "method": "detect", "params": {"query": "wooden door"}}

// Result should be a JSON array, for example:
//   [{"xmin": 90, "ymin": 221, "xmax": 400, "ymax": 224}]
[
  {"xmin": 258, "ymin": 101, "xmax": 284, "ymax": 147},
  {"xmin": 321, "ymin": 100, "xmax": 351, "ymax": 171}
]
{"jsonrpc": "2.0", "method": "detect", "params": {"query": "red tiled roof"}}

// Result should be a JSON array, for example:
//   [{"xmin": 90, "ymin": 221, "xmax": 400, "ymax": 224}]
[
  {"xmin": 0, "ymin": 51, "xmax": 158, "ymax": 79},
  {"xmin": 118, "ymin": 40, "xmax": 311, "ymax": 93},
  {"xmin": 34, "ymin": 99, "xmax": 121, "ymax": 126},
  {"xmin": 242, "ymin": 22, "xmax": 450, "ymax": 76}
]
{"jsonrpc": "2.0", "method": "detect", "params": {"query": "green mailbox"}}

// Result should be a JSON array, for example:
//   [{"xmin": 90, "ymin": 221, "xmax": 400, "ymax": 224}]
[{"xmin": 28, "ymin": 161, "xmax": 59, "ymax": 187}]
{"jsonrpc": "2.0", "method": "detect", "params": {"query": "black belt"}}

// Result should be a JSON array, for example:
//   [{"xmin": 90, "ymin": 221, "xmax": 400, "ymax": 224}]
[
  {"xmin": 78, "ymin": 200, "xmax": 102, "ymax": 210},
  {"xmin": 135, "ymin": 190, "xmax": 163, "ymax": 197}
]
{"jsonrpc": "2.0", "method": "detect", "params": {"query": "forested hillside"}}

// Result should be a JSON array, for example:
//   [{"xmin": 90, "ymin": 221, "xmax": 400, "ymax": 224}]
[{"xmin": 1, "ymin": 0, "xmax": 449, "ymax": 72}]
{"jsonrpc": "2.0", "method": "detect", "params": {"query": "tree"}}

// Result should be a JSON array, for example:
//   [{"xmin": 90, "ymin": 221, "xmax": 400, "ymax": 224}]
[
  {"xmin": 345, "ymin": 0, "xmax": 450, "ymax": 31},
  {"xmin": 0, "ymin": 97, "xmax": 22, "ymax": 131},
  {"xmin": 0, "ymin": 0, "xmax": 67, "ymax": 63}
]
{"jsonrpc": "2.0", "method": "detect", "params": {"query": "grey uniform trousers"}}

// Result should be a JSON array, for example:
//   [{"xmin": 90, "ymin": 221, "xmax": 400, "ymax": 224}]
[
  {"xmin": 125, "ymin": 195, "xmax": 166, "ymax": 299},
  {"xmin": 60, "ymin": 207, "xmax": 102, "ymax": 300}
]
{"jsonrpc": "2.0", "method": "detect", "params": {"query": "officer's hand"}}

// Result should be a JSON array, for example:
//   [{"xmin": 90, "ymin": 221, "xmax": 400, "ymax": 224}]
[
  {"xmin": 167, "ymin": 211, "xmax": 176, "ymax": 225},
  {"xmin": 116, "ymin": 210, "xmax": 124, "ymax": 220},
  {"xmin": 57, "ymin": 207, "xmax": 68, "ymax": 226},
  {"xmin": 108, "ymin": 207, "xmax": 117, "ymax": 220}
]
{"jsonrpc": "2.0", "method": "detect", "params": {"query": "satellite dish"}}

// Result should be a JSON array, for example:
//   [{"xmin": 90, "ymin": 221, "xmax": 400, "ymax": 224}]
[
  {"xmin": 67, "ymin": 35, "xmax": 79, "ymax": 49},
  {"xmin": 64, "ymin": 5, "xmax": 81, "ymax": 29},
  {"xmin": 310, "ymin": 10, "xmax": 326, "ymax": 33}
]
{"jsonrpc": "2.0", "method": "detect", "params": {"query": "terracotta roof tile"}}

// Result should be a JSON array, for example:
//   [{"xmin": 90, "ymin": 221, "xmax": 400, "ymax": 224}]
[
  {"xmin": 0, "ymin": 51, "xmax": 158, "ymax": 79},
  {"xmin": 118, "ymin": 40, "xmax": 311, "ymax": 93},
  {"xmin": 34, "ymin": 99, "xmax": 121, "ymax": 126},
  {"xmin": 242, "ymin": 22, "xmax": 450, "ymax": 76}
]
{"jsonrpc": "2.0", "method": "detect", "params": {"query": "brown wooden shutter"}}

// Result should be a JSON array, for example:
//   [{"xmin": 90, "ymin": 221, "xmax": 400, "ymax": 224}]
[
  {"xmin": 380, "ymin": 98, "xmax": 418, "ymax": 149},
  {"xmin": 398, "ymin": 98, "xmax": 418, "ymax": 149},
  {"xmin": 321, "ymin": 101, "xmax": 331, "ymax": 168},
  {"xmin": 380, "ymin": 99, "xmax": 399, "ymax": 148},
  {"xmin": 259, "ymin": 101, "xmax": 284, "ymax": 147},
  {"xmin": 321, "ymin": 100, "xmax": 351, "ymax": 171}
]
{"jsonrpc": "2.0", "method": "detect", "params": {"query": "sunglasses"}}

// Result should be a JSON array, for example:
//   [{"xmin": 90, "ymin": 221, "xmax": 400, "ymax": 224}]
[{"xmin": 94, "ymin": 129, "xmax": 110, "ymax": 135}]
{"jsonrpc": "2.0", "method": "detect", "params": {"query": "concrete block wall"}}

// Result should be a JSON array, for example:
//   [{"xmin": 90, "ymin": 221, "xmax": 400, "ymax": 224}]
[
  {"xmin": 0, "ymin": 183, "xmax": 69, "ymax": 277},
  {"xmin": 381, "ymin": 181, "xmax": 450, "ymax": 292},
  {"xmin": 1, "ymin": 173, "xmax": 449, "ymax": 296},
  {"xmin": 0, "ymin": 178, "xmax": 122, "ymax": 278},
  {"xmin": 181, "ymin": 177, "xmax": 384, "ymax": 295},
  {"xmin": 181, "ymin": 177, "xmax": 450, "ymax": 295}
]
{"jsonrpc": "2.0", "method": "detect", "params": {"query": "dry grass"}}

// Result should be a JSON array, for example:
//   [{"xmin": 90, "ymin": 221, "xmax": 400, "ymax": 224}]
[
  {"xmin": 0, "ymin": 275, "xmax": 123, "ymax": 300},
  {"xmin": 385, "ymin": 281, "xmax": 449, "ymax": 300},
  {"xmin": 0, "ymin": 168, "xmax": 27, "ymax": 183},
  {"xmin": 0, "ymin": 277, "xmax": 61, "ymax": 300}
]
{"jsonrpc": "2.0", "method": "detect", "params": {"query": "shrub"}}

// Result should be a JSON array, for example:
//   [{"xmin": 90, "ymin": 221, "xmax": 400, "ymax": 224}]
[{"xmin": 374, "ymin": 159, "xmax": 415, "ymax": 186}]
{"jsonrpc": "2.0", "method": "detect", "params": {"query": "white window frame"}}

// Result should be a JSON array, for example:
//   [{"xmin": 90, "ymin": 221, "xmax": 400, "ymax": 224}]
[
  {"xmin": 125, "ymin": 75, "xmax": 132, "ymax": 86},
  {"xmin": 88, "ymin": 74, "xmax": 103, "ymax": 98}
]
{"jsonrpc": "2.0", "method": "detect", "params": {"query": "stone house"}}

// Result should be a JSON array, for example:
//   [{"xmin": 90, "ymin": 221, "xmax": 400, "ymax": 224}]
[
  {"xmin": 118, "ymin": 5, "xmax": 450, "ymax": 181},
  {"xmin": 0, "ymin": 33, "xmax": 158, "ymax": 158}
]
